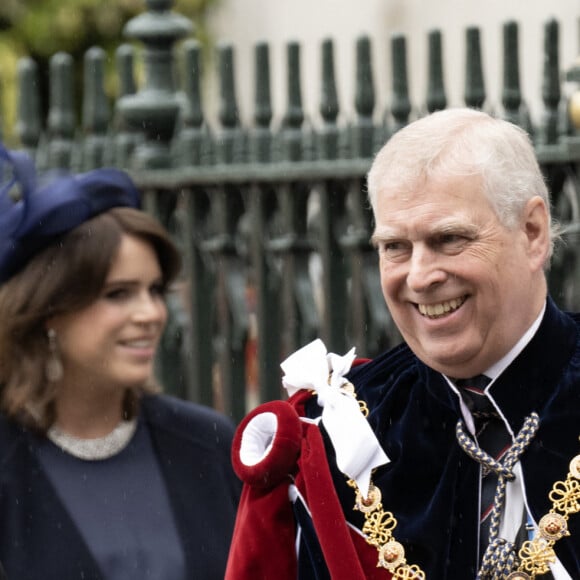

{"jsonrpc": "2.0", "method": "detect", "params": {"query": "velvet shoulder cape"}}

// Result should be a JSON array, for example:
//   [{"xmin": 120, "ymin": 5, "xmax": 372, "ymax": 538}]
[
  {"xmin": 341, "ymin": 297, "xmax": 580, "ymax": 578},
  {"xmin": 227, "ymin": 297, "xmax": 580, "ymax": 579}
]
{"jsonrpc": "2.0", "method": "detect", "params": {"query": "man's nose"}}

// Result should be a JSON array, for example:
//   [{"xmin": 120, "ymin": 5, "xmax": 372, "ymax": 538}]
[{"xmin": 406, "ymin": 246, "xmax": 447, "ymax": 292}]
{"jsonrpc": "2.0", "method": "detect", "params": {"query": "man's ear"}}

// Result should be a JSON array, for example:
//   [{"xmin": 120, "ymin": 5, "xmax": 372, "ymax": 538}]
[{"xmin": 522, "ymin": 196, "xmax": 550, "ymax": 269}]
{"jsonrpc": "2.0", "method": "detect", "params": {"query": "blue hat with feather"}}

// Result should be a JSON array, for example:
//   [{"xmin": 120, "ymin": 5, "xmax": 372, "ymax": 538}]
[{"xmin": 0, "ymin": 144, "xmax": 141, "ymax": 284}]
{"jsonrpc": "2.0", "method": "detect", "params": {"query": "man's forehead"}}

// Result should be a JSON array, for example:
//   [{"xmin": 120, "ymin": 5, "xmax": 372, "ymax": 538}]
[{"xmin": 375, "ymin": 170, "xmax": 485, "ymax": 201}]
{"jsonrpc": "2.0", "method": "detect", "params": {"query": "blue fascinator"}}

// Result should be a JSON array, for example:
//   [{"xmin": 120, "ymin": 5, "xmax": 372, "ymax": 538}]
[{"xmin": 0, "ymin": 144, "xmax": 141, "ymax": 283}]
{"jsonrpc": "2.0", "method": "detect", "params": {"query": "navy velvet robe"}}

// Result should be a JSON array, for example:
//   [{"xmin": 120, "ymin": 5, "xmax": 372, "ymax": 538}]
[
  {"xmin": 0, "ymin": 394, "xmax": 241, "ymax": 580},
  {"xmin": 305, "ymin": 297, "xmax": 580, "ymax": 578}
]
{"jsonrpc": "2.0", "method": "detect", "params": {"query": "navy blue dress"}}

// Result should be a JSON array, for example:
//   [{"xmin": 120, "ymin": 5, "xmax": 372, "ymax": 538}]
[{"xmin": 0, "ymin": 394, "xmax": 241, "ymax": 580}]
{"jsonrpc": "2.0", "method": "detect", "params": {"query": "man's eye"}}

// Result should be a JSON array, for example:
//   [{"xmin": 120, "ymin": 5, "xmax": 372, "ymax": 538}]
[
  {"xmin": 378, "ymin": 241, "xmax": 410, "ymax": 260},
  {"xmin": 434, "ymin": 234, "xmax": 471, "ymax": 253},
  {"xmin": 440, "ymin": 234, "xmax": 470, "ymax": 245},
  {"xmin": 377, "ymin": 240, "xmax": 401, "ymax": 251},
  {"xmin": 395, "ymin": 241, "xmax": 408, "ymax": 249},
  {"xmin": 440, "ymin": 234, "xmax": 462, "ymax": 244}
]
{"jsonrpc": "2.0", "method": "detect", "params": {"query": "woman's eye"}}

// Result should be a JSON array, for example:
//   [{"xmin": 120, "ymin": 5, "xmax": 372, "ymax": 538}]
[
  {"xmin": 150, "ymin": 283, "xmax": 167, "ymax": 297},
  {"xmin": 104, "ymin": 288, "xmax": 129, "ymax": 300}
]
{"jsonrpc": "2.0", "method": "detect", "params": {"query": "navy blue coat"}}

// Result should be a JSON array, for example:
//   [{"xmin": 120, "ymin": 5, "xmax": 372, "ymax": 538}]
[
  {"xmin": 304, "ymin": 297, "xmax": 580, "ymax": 578},
  {"xmin": 0, "ymin": 394, "xmax": 241, "ymax": 580}
]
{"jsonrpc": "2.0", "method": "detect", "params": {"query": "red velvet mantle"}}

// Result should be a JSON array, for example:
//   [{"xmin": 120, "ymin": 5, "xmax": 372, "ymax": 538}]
[{"xmin": 225, "ymin": 392, "xmax": 393, "ymax": 580}]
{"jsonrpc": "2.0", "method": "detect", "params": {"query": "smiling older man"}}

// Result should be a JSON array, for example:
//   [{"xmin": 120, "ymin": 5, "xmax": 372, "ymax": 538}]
[{"xmin": 226, "ymin": 109, "xmax": 580, "ymax": 580}]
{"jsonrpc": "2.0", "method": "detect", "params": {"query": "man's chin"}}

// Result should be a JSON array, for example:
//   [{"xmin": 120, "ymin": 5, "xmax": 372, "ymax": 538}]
[{"xmin": 414, "ymin": 347, "xmax": 485, "ymax": 379}]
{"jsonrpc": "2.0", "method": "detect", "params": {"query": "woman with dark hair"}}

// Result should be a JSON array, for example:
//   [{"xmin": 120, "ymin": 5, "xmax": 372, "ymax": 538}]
[{"xmin": 0, "ymin": 146, "xmax": 240, "ymax": 580}]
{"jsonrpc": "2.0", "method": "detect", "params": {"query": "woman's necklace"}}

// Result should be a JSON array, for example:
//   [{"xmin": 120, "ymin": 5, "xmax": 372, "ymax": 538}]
[{"xmin": 47, "ymin": 418, "xmax": 138, "ymax": 461}]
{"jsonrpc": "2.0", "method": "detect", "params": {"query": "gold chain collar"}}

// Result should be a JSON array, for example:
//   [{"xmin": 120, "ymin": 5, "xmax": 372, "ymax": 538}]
[
  {"xmin": 343, "ymin": 381, "xmax": 426, "ymax": 579},
  {"xmin": 507, "ymin": 445, "xmax": 580, "ymax": 579},
  {"xmin": 342, "ymin": 382, "xmax": 580, "ymax": 580}
]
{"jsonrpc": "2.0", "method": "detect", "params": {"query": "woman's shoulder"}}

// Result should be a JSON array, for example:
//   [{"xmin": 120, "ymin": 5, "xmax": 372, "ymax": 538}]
[
  {"xmin": 0, "ymin": 413, "xmax": 27, "ymax": 469},
  {"xmin": 141, "ymin": 394, "xmax": 236, "ymax": 448}
]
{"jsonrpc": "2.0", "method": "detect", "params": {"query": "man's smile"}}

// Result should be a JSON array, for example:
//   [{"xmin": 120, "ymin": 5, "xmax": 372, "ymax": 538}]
[{"xmin": 416, "ymin": 296, "xmax": 467, "ymax": 319}]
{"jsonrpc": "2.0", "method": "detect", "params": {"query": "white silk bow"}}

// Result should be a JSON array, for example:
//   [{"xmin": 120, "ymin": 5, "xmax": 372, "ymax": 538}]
[{"xmin": 281, "ymin": 338, "xmax": 389, "ymax": 498}]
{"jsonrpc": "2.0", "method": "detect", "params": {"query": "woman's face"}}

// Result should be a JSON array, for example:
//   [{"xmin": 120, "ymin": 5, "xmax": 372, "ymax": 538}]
[{"xmin": 48, "ymin": 234, "xmax": 168, "ymax": 392}]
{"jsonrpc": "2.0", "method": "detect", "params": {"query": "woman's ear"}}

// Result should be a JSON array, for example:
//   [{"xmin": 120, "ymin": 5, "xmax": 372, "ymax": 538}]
[{"xmin": 45, "ymin": 327, "xmax": 63, "ymax": 383}]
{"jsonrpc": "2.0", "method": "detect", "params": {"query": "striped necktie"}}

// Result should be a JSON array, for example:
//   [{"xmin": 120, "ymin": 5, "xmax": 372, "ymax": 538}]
[
  {"xmin": 456, "ymin": 377, "xmax": 542, "ymax": 578},
  {"xmin": 457, "ymin": 375, "xmax": 509, "ymax": 557}
]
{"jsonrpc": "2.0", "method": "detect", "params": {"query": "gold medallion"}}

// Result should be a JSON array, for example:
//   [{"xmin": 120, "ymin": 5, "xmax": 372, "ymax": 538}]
[
  {"xmin": 378, "ymin": 540, "xmax": 405, "ymax": 570},
  {"xmin": 538, "ymin": 512, "xmax": 569, "ymax": 541},
  {"xmin": 355, "ymin": 484, "xmax": 382, "ymax": 513},
  {"xmin": 569, "ymin": 454, "xmax": 580, "ymax": 480}
]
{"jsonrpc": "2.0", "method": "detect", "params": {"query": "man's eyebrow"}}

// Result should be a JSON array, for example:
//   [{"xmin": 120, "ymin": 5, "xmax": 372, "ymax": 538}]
[
  {"xmin": 371, "ymin": 224, "xmax": 402, "ymax": 240},
  {"xmin": 431, "ymin": 221, "xmax": 479, "ymax": 236},
  {"xmin": 370, "ymin": 229, "xmax": 399, "ymax": 245},
  {"xmin": 370, "ymin": 221, "xmax": 478, "ymax": 243}
]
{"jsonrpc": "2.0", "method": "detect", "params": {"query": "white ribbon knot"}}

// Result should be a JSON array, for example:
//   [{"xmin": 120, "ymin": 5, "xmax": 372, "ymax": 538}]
[{"xmin": 281, "ymin": 338, "xmax": 389, "ymax": 497}]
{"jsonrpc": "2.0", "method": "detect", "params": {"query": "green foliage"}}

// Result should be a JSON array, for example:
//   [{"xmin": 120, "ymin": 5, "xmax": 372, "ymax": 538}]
[
  {"xmin": 0, "ymin": 0, "xmax": 221, "ymax": 143},
  {"xmin": 0, "ymin": 0, "xmax": 220, "ymax": 58}
]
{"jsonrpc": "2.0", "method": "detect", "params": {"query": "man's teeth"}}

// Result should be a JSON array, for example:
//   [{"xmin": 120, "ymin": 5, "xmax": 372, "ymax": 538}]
[{"xmin": 418, "ymin": 297, "xmax": 465, "ymax": 318}]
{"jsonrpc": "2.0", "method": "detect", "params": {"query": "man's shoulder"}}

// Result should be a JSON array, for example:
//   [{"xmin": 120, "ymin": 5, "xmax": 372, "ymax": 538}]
[
  {"xmin": 348, "ymin": 342, "xmax": 419, "ymax": 387},
  {"xmin": 343, "ymin": 342, "xmax": 429, "ymax": 412}
]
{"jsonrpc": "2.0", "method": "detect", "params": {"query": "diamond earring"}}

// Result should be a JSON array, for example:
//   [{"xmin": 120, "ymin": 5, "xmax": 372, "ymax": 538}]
[{"xmin": 45, "ymin": 328, "xmax": 63, "ymax": 382}]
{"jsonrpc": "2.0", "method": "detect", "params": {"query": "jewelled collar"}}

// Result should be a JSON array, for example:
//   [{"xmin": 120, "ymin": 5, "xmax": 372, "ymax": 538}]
[
  {"xmin": 47, "ymin": 418, "xmax": 138, "ymax": 461},
  {"xmin": 507, "ymin": 447, "xmax": 580, "ymax": 579}
]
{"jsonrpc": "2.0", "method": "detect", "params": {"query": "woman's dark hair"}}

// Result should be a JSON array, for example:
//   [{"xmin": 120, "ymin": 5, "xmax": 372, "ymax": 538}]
[{"xmin": 0, "ymin": 207, "xmax": 181, "ymax": 432}]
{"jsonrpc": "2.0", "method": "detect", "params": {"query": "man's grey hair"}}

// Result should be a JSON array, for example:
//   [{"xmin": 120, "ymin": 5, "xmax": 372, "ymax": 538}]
[{"xmin": 367, "ymin": 108, "xmax": 558, "ymax": 261}]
